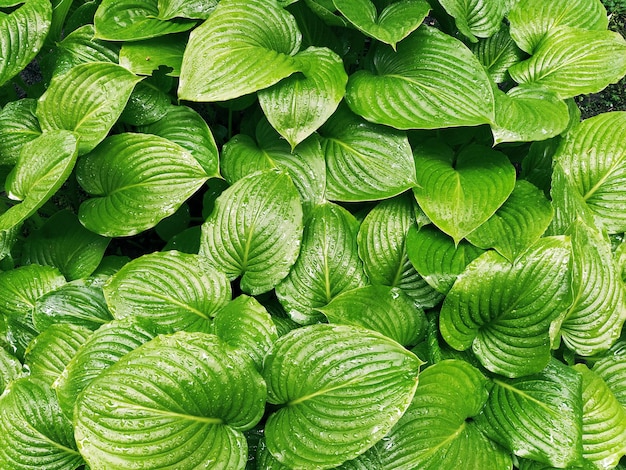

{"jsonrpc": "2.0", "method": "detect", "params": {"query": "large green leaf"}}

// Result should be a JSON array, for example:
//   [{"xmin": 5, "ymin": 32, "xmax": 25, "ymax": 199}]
[
  {"xmin": 37, "ymin": 63, "xmax": 142, "ymax": 155},
  {"xmin": 119, "ymin": 34, "xmax": 186, "ymax": 77},
  {"xmin": 0, "ymin": 0, "xmax": 51, "ymax": 87},
  {"xmin": 439, "ymin": 237, "xmax": 572, "ymax": 377},
  {"xmin": 178, "ymin": 0, "xmax": 302, "ymax": 101},
  {"xmin": 509, "ymin": 27, "xmax": 626, "ymax": 100},
  {"xmin": 413, "ymin": 141, "xmax": 516, "ymax": 244},
  {"xmin": 593, "ymin": 340, "xmax": 626, "ymax": 408},
  {"xmin": 439, "ymin": 0, "xmax": 506, "ymax": 42},
  {"xmin": 345, "ymin": 25, "xmax": 495, "ymax": 129},
  {"xmin": 0, "ymin": 377, "xmax": 83, "ymax": 470},
  {"xmin": 263, "ymin": 324, "xmax": 422, "ymax": 469},
  {"xmin": 275, "ymin": 202, "xmax": 367, "ymax": 325},
  {"xmin": 470, "ymin": 26, "xmax": 525, "ymax": 83},
  {"xmin": 475, "ymin": 359, "xmax": 583, "ymax": 467},
  {"xmin": 259, "ymin": 46, "xmax": 347, "ymax": 149},
  {"xmin": 76, "ymin": 133, "xmax": 208, "ymax": 237},
  {"xmin": 0, "ymin": 347, "xmax": 22, "ymax": 393},
  {"xmin": 104, "ymin": 251, "xmax": 231, "ymax": 334},
  {"xmin": 0, "ymin": 99, "xmax": 41, "ymax": 166},
  {"xmin": 118, "ymin": 81, "xmax": 170, "ymax": 126},
  {"xmin": 75, "ymin": 332, "xmax": 266, "ymax": 470},
  {"xmin": 200, "ymin": 169, "xmax": 303, "ymax": 295},
  {"xmin": 319, "ymin": 105, "xmax": 416, "ymax": 201}
]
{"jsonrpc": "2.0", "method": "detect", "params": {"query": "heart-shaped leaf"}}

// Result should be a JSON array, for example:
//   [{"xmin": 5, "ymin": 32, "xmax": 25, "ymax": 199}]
[
  {"xmin": 413, "ymin": 141, "xmax": 516, "ymax": 244},
  {"xmin": 178, "ymin": 0, "xmax": 302, "ymax": 101},
  {"xmin": 470, "ymin": 26, "xmax": 525, "ymax": 83},
  {"xmin": 119, "ymin": 34, "xmax": 186, "ymax": 77},
  {"xmin": 0, "ymin": 99, "xmax": 41, "ymax": 166},
  {"xmin": 76, "ymin": 332, "xmax": 266, "ymax": 469},
  {"xmin": 439, "ymin": 0, "xmax": 506, "ymax": 42},
  {"xmin": 259, "ymin": 46, "xmax": 347, "ymax": 149},
  {"xmin": 200, "ymin": 169, "xmax": 303, "ymax": 295},
  {"xmin": 346, "ymin": 25, "xmax": 495, "ymax": 130},
  {"xmin": 275, "ymin": 202, "xmax": 367, "ymax": 325},
  {"xmin": 157, "ymin": 0, "xmax": 217, "ymax": 19},
  {"xmin": 440, "ymin": 237, "xmax": 572, "ymax": 377},
  {"xmin": 0, "ymin": 348, "xmax": 22, "ymax": 393},
  {"xmin": 76, "ymin": 133, "xmax": 208, "ymax": 237},
  {"xmin": 104, "ymin": 251, "xmax": 231, "ymax": 334},
  {"xmin": 263, "ymin": 323, "xmax": 422, "ymax": 469}
]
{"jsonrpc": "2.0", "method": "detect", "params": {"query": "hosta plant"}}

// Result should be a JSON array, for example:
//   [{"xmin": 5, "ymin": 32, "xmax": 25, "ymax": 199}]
[{"xmin": 1, "ymin": 0, "xmax": 626, "ymax": 469}]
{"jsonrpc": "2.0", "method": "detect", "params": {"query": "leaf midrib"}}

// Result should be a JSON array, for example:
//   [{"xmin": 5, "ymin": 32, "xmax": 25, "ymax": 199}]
[{"xmin": 492, "ymin": 378, "xmax": 557, "ymax": 415}]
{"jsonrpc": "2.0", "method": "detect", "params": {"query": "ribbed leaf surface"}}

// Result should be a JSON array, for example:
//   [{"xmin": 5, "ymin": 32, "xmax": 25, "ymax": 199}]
[
  {"xmin": 0, "ymin": 99, "xmax": 41, "ymax": 166},
  {"xmin": 157, "ymin": 0, "xmax": 217, "ymax": 19},
  {"xmin": 470, "ymin": 26, "xmax": 525, "ymax": 83},
  {"xmin": 439, "ymin": 0, "xmax": 506, "ymax": 42},
  {"xmin": 0, "ymin": 348, "xmax": 22, "ymax": 393},
  {"xmin": 263, "ymin": 324, "xmax": 422, "ymax": 469},
  {"xmin": 593, "ymin": 340, "xmax": 626, "ymax": 408},
  {"xmin": 119, "ymin": 34, "xmax": 186, "ymax": 76}
]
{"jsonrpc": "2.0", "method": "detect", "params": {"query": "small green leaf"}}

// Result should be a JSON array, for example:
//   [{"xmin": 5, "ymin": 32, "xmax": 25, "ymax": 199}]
[
  {"xmin": 0, "ymin": 99, "xmax": 41, "ymax": 166},
  {"xmin": 157, "ymin": 0, "xmax": 218, "ymax": 19},
  {"xmin": 470, "ymin": 26, "xmax": 525, "ymax": 83},
  {"xmin": 118, "ymin": 81, "xmax": 170, "ymax": 126},
  {"xmin": 119, "ymin": 34, "xmax": 186, "ymax": 76},
  {"xmin": 439, "ymin": 0, "xmax": 506, "ymax": 42}
]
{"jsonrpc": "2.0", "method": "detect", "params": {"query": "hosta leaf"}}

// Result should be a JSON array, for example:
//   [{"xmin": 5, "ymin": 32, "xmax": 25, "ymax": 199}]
[
  {"xmin": 53, "ymin": 318, "xmax": 157, "ymax": 419},
  {"xmin": 94, "ymin": 0, "xmax": 196, "ymax": 41},
  {"xmin": 200, "ymin": 169, "xmax": 303, "ymax": 295},
  {"xmin": 413, "ymin": 141, "xmax": 516, "ymax": 244},
  {"xmin": 357, "ymin": 194, "xmax": 443, "ymax": 306},
  {"xmin": 370, "ymin": 359, "xmax": 511, "ymax": 470},
  {"xmin": 319, "ymin": 105, "xmax": 416, "ymax": 201},
  {"xmin": 178, "ymin": 0, "xmax": 302, "ymax": 102},
  {"xmin": 118, "ymin": 81, "xmax": 170, "ymax": 126},
  {"xmin": 509, "ymin": 27, "xmax": 626, "ymax": 100},
  {"xmin": 574, "ymin": 364, "xmax": 626, "ymax": 469},
  {"xmin": 139, "ymin": 104, "xmax": 219, "ymax": 177},
  {"xmin": 24, "ymin": 324, "xmax": 92, "ymax": 385},
  {"xmin": 119, "ymin": 34, "xmax": 186, "ymax": 76},
  {"xmin": 259, "ymin": 46, "xmax": 347, "ymax": 149},
  {"xmin": 471, "ymin": 26, "xmax": 525, "ymax": 83},
  {"xmin": 37, "ymin": 63, "xmax": 142, "ymax": 155},
  {"xmin": 212, "ymin": 295, "xmax": 279, "ymax": 371},
  {"xmin": 439, "ymin": 0, "xmax": 506, "ymax": 42},
  {"xmin": 263, "ymin": 324, "xmax": 422, "ymax": 469},
  {"xmin": 558, "ymin": 220, "xmax": 626, "ymax": 356},
  {"xmin": 32, "ymin": 277, "xmax": 113, "ymax": 332},
  {"xmin": 275, "ymin": 202, "xmax": 367, "ymax": 325},
  {"xmin": 332, "ymin": 0, "xmax": 429, "ymax": 48},
  {"xmin": 593, "ymin": 340, "xmax": 626, "ymax": 408},
  {"xmin": 440, "ymin": 237, "xmax": 572, "ymax": 377},
  {"xmin": 74, "ymin": 332, "xmax": 266, "ymax": 470},
  {"xmin": 346, "ymin": 25, "xmax": 495, "ymax": 130},
  {"xmin": 0, "ymin": 347, "xmax": 22, "ymax": 393},
  {"xmin": 157, "ymin": 0, "xmax": 217, "ymax": 19},
  {"xmin": 76, "ymin": 133, "xmax": 208, "ymax": 237},
  {"xmin": 0, "ymin": 0, "xmax": 51, "ymax": 87},
  {"xmin": 0, "ymin": 99, "xmax": 41, "ymax": 166},
  {"xmin": 508, "ymin": 0, "xmax": 608, "ymax": 54},
  {"xmin": 475, "ymin": 359, "xmax": 583, "ymax": 467},
  {"xmin": 0, "ymin": 378, "xmax": 83, "ymax": 470},
  {"xmin": 406, "ymin": 224, "xmax": 485, "ymax": 294},
  {"xmin": 466, "ymin": 180, "xmax": 554, "ymax": 261},
  {"xmin": 319, "ymin": 285, "xmax": 427, "ymax": 347},
  {"xmin": 304, "ymin": 0, "xmax": 350, "ymax": 27},
  {"xmin": 104, "ymin": 251, "xmax": 231, "ymax": 334}
]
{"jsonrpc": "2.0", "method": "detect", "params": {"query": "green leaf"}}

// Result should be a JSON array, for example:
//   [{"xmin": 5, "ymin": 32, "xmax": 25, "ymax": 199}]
[
  {"xmin": 0, "ymin": 347, "xmax": 22, "ymax": 393},
  {"xmin": 413, "ymin": 141, "xmax": 516, "ymax": 244},
  {"xmin": 104, "ymin": 251, "xmax": 231, "ymax": 334},
  {"xmin": 440, "ymin": 237, "xmax": 572, "ymax": 377},
  {"xmin": 76, "ymin": 133, "xmax": 208, "ymax": 237},
  {"xmin": 276, "ymin": 202, "xmax": 367, "ymax": 325},
  {"xmin": 319, "ymin": 105, "xmax": 416, "ymax": 201},
  {"xmin": 438, "ymin": 0, "xmax": 506, "ymax": 42},
  {"xmin": 406, "ymin": 224, "xmax": 485, "ymax": 294},
  {"xmin": 357, "ymin": 194, "xmax": 443, "ymax": 306},
  {"xmin": 118, "ymin": 81, "xmax": 170, "ymax": 126},
  {"xmin": 178, "ymin": 0, "xmax": 302, "ymax": 101},
  {"xmin": 345, "ymin": 25, "xmax": 495, "ymax": 129},
  {"xmin": 332, "ymin": 0, "xmax": 429, "ymax": 48},
  {"xmin": 200, "ymin": 169, "xmax": 303, "ymax": 295},
  {"xmin": 21, "ymin": 210, "xmax": 110, "ymax": 281},
  {"xmin": 466, "ymin": 180, "xmax": 554, "ymax": 261},
  {"xmin": 0, "ymin": 377, "xmax": 83, "ymax": 470},
  {"xmin": 94, "ymin": 0, "xmax": 196, "ymax": 41},
  {"xmin": 475, "ymin": 359, "xmax": 583, "ymax": 467},
  {"xmin": 0, "ymin": 99, "xmax": 41, "ymax": 166},
  {"xmin": 259, "ymin": 46, "xmax": 347, "ymax": 149},
  {"xmin": 24, "ymin": 324, "xmax": 92, "ymax": 385},
  {"xmin": 0, "ymin": 0, "xmax": 51, "ymax": 87},
  {"xmin": 119, "ymin": 34, "xmax": 186, "ymax": 77},
  {"xmin": 509, "ymin": 27, "xmax": 626, "ymax": 99},
  {"xmin": 508, "ymin": 0, "xmax": 608, "ymax": 54},
  {"xmin": 304, "ymin": 0, "xmax": 350, "ymax": 27},
  {"xmin": 75, "ymin": 332, "xmax": 266, "ymax": 470},
  {"xmin": 157, "ymin": 0, "xmax": 218, "ymax": 19},
  {"xmin": 212, "ymin": 295, "xmax": 279, "ymax": 371},
  {"xmin": 319, "ymin": 285, "xmax": 427, "ymax": 347},
  {"xmin": 369, "ymin": 359, "xmax": 511, "ymax": 470},
  {"xmin": 263, "ymin": 323, "xmax": 422, "ymax": 469},
  {"xmin": 37, "ymin": 63, "xmax": 142, "ymax": 155},
  {"xmin": 593, "ymin": 340, "xmax": 626, "ymax": 408},
  {"xmin": 470, "ymin": 26, "xmax": 525, "ymax": 83},
  {"xmin": 574, "ymin": 364, "xmax": 626, "ymax": 469}
]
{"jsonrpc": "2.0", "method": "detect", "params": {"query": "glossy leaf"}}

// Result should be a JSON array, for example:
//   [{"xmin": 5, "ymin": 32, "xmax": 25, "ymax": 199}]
[
  {"xmin": 76, "ymin": 133, "xmax": 209, "ymax": 237},
  {"xmin": 119, "ymin": 34, "xmax": 186, "ymax": 76},
  {"xmin": 263, "ymin": 324, "xmax": 422, "ymax": 469},
  {"xmin": 157, "ymin": 0, "xmax": 218, "ymax": 19},
  {"xmin": 471, "ymin": 26, "xmax": 525, "ymax": 83},
  {"xmin": 178, "ymin": 0, "xmax": 302, "ymax": 101},
  {"xmin": 0, "ymin": 99, "xmax": 41, "ymax": 166},
  {"xmin": 118, "ymin": 81, "xmax": 170, "ymax": 126},
  {"xmin": 275, "ymin": 202, "xmax": 367, "ymax": 325},
  {"xmin": 346, "ymin": 25, "xmax": 495, "ymax": 129},
  {"xmin": 74, "ymin": 332, "xmax": 266, "ymax": 470},
  {"xmin": 439, "ymin": 0, "xmax": 506, "ymax": 42},
  {"xmin": 0, "ymin": 347, "xmax": 22, "ymax": 393},
  {"xmin": 593, "ymin": 340, "xmax": 626, "ymax": 408},
  {"xmin": 200, "ymin": 169, "xmax": 303, "ymax": 295}
]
